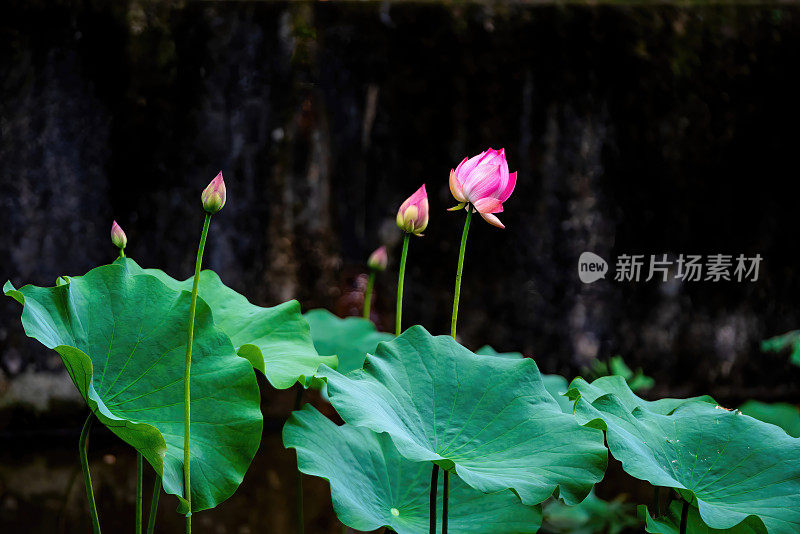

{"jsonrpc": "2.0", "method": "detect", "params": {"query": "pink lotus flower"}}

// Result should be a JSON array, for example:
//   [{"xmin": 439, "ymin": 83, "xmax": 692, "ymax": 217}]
[
  {"xmin": 449, "ymin": 148, "xmax": 517, "ymax": 229},
  {"xmin": 367, "ymin": 246, "xmax": 388, "ymax": 271},
  {"xmin": 201, "ymin": 171, "xmax": 226, "ymax": 214},
  {"xmin": 110, "ymin": 220, "xmax": 127, "ymax": 250},
  {"xmin": 396, "ymin": 185, "xmax": 429, "ymax": 236}
]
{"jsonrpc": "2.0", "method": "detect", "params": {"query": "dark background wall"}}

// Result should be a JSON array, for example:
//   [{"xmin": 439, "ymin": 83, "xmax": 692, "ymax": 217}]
[
  {"xmin": 3, "ymin": 1, "xmax": 800, "ymax": 531},
  {"xmin": 3, "ymin": 1, "xmax": 800, "ymax": 408}
]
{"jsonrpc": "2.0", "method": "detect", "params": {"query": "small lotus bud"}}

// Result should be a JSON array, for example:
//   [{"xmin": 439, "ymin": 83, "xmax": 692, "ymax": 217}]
[
  {"xmin": 111, "ymin": 220, "xmax": 127, "ymax": 250},
  {"xmin": 367, "ymin": 246, "xmax": 388, "ymax": 271},
  {"xmin": 201, "ymin": 171, "xmax": 226, "ymax": 214},
  {"xmin": 396, "ymin": 185, "xmax": 429, "ymax": 236}
]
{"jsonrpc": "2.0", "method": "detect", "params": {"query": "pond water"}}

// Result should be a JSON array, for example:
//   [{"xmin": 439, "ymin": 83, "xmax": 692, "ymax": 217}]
[{"xmin": 0, "ymin": 392, "xmax": 349, "ymax": 533}]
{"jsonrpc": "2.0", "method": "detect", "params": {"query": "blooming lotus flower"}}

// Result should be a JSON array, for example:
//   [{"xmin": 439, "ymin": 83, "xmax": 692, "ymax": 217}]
[
  {"xmin": 110, "ymin": 220, "xmax": 127, "ymax": 250},
  {"xmin": 449, "ymin": 148, "xmax": 517, "ymax": 229},
  {"xmin": 201, "ymin": 171, "xmax": 226, "ymax": 214},
  {"xmin": 367, "ymin": 246, "xmax": 388, "ymax": 271},
  {"xmin": 396, "ymin": 185, "xmax": 429, "ymax": 236}
]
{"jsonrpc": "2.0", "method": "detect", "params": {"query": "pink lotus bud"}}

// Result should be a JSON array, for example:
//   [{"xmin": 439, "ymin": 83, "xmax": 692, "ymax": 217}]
[
  {"xmin": 201, "ymin": 171, "xmax": 226, "ymax": 214},
  {"xmin": 367, "ymin": 246, "xmax": 388, "ymax": 271},
  {"xmin": 449, "ymin": 148, "xmax": 517, "ymax": 229},
  {"xmin": 396, "ymin": 185, "xmax": 429, "ymax": 236},
  {"xmin": 110, "ymin": 220, "xmax": 127, "ymax": 250}
]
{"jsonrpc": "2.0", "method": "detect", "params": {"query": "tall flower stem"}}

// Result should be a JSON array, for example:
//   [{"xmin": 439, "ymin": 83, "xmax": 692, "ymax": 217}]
[
  {"xmin": 363, "ymin": 270, "xmax": 376, "ymax": 319},
  {"xmin": 136, "ymin": 453, "xmax": 143, "ymax": 534},
  {"xmin": 429, "ymin": 464, "xmax": 439, "ymax": 534},
  {"xmin": 441, "ymin": 207, "xmax": 474, "ymax": 533},
  {"xmin": 442, "ymin": 471, "xmax": 449, "ymax": 534},
  {"xmin": 79, "ymin": 413, "xmax": 101, "ymax": 534},
  {"xmin": 294, "ymin": 385, "xmax": 305, "ymax": 534},
  {"xmin": 450, "ymin": 208, "xmax": 473, "ymax": 338},
  {"xmin": 183, "ymin": 212, "xmax": 212, "ymax": 534},
  {"xmin": 146, "ymin": 477, "xmax": 161, "ymax": 534},
  {"xmin": 395, "ymin": 233, "xmax": 410, "ymax": 336},
  {"xmin": 679, "ymin": 499, "xmax": 689, "ymax": 534}
]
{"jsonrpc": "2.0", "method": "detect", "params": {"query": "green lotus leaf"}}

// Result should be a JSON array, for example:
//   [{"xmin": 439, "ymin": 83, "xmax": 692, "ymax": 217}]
[
  {"xmin": 318, "ymin": 325, "xmax": 608, "ymax": 506},
  {"xmin": 608, "ymin": 355, "xmax": 655, "ymax": 392},
  {"xmin": 739, "ymin": 401, "xmax": 800, "ymax": 438},
  {"xmin": 116, "ymin": 258, "xmax": 336, "ymax": 389},
  {"xmin": 638, "ymin": 502, "xmax": 765, "ymax": 534},
  {"xmin": 4, "ymin": 264, "xmax": 262, "ymax": 513},
  {"xmin": 587, "ymin": 355, "xmax": 654, "ymax": 392},
  {"xmin": 284, "ymin": 405, "xmax": 542, "ymax": 533},
  {"xmin": 540, "ymin": 375, "xmax": 573, "ymax": 414},
  {"xmin": 303, "ymin": 308, "xmax": 393, "ymax": 374},
  {"xmin": 475, "ymin": 346, "xmax": 572, "ymax": 413},
  {"xmin": 761, "ymin": 330, "xmax": 800, "ymax": 367},
  {"xmin": 566, "ymin": 376, "xmax": 715, "ymax": 415},
  {"xmin": 570, "ymin": 389, "xmax": 800, "ymax": 533},
  {"xmin": 475, "ymin": 345, "xmax": 524, "ymax": 360}
]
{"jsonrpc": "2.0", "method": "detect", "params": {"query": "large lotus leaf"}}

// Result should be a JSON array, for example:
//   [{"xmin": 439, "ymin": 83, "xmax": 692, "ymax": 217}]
[
  {"xmin": 303, "ymin": 308, "xmax": 393, "ymax": 374},
  {"xmin": 541, "ymin": 375, "xmax": 572, "ymax": 414},
  {"xmin": 284, "ymin": 405, "xmax": 542, "ymax": 533},
  {"xmin": 567, "ymin": 376, "xmax": 715, "ymax": 415},
  {"xmin": 318, "ymin": 325, "xmax": 608, "ymax": 506},
  {"xmin": 571, "ymin": 391, "xmax": 800, "ymax": 533},
  {"xmin": 475, "ymin": 346, "xmax": 572, "ymax": 413},
  {"xmin": 739, "ymin": 401, "xmax": 800, "ymax": 438},
  {"xmin": 638, "ymin": 502, "xmax": 765, "ymax": 534},
  {"xmin": 4, "ymin": 264, "xmax": 262, "ymax": 513},
  {"xmin": 116, "ymin": 258, "xmax": 336, "ymax": 389}
]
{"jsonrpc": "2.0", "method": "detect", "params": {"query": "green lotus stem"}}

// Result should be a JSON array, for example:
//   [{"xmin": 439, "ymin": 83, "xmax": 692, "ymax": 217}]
[
  {"xmin": 363, "ymin": 270, "xmax": 376, "ymax": 319},
  {"xmin": 442, "ymin": 470, "xmax": 449, "ymax": 534},
  {"xmin": 184, "ymin": 212, "xmax": 212, "ymax": 533},
  {"xmin": 679, "ymin": 500, "xmax": 688, "ymax": 534},
  {"xmin": 295, "ymin": 385, "xmax": 305, "ymax": 534},
  {"xmin": 395, "ymin": 233, "xmax": 410, "ymax": 336},
  {"xmin": 146, "ymin": 476, "xmax": 160, "ymax": 534},
  {"xmin": 294, "ymin": 383, "xmax": 304, "ymax": 411},
  {"xmin": 450, "ymin": 208, "xmax": 473, "ymax": 338},
  {"xmin": 441, "ymin": 208, "xmax": 472, "ymax": 532},
  {"xmin": 429, "ymin": 464, "xmax": 439, "ymax": 534},
  {"xmin": 136, "ymin": 453, "xmax": 143, "ymax": 534},
  {"xmin": 79, "ymin": 413, "xmax": 101, "ymax": 534}
]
